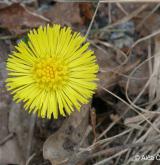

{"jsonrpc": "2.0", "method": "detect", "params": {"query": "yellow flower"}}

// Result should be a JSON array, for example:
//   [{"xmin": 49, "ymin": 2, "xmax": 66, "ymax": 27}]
[{"xmin": 6, "ymin": 24, "xmax": 99, "ymax": 119}]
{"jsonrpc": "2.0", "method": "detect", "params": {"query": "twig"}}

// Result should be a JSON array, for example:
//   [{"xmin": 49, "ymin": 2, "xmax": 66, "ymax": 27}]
[
  {"xmin": 91, "ymin": 140, "xmax": 160, "ymax": 159},
  {"xmin": 96, "ymin": 129, "xmax": 132, "ymax": 146},
  {"xmin": 0, "ymin": 133, "xmax": 14, "ymax": 145},
  {"xmin": 0, "ymin": 35, "xmax": 16, "ymax": 40},
  {"xmin": 116, "ymin": 3, "xmax": 129, "ymax": 16},
  {"xmin": 85, "ymin": 1, "xmax": 100, "ymax": 38},
  {"xmin": 94, "ymin": 150, "xmax": 128, "ymax": 165},
  {"xmin": 125, "ymin": 55, "xmax": 158, "ymax": 113},
  {"xmin": 79, "ymin": 125, "xmax": 92, "ymax": 147},
  {"xmin": 93, "ymin": 136, "xmax": 160, "ymax": 165},
  {"xmin": 99, "ymin": 4, "xmax": 148, "ymax": 31},
  {"xmin": 137, "ymin": 3, "xmax": 160, "ymax": 29},
  {"xmin": 124, "ymin": 113, "xmax": 156, "ymax": 125},
  {"xmin": 25, "ymin": 153, "xmax": 36, "ymax": 165},
  {"xmin": 108, "ymin": 3, "xmax": 112, "ymax": 24},
  {"xmin": 102, "ymin": 86, "xmax": 160, "ymax": 133},
  {"xmin": 129, "ymin": 29, "xmax": 160, "ymax": 53},
  {"xmin": 97, "ymin": 40, "xmax": 128, "ymax": 67},
  {"xmin": 100, "ymin": 60, "xmax": 147, "ymax": 80},
  {"xmin": 148, "ymin": 40, "xmax": 153, "ymax": 101},
  {"xmin": 121, "ymin": 131, "xmax": 134, "ymax": 164}
]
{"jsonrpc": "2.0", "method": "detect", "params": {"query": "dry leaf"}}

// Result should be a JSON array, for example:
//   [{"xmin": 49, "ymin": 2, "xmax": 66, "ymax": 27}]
[
  {"xmin": 79, "ymin": 3, "xmax": 93, "ymax": 24},
  {"xmin": 0, "ymin": 3, "xmax": 49, "ymax": 34},
  {"xmin": 0, "ymin": 137, "xmax": 25, "ymax": 164},
  {"xmin": 43, "ymin": 104, "xmax": 90, "ymax": 165},
  {"xmin": 43, "ymin": 3, "xmax": 82, "ymax": 26}
]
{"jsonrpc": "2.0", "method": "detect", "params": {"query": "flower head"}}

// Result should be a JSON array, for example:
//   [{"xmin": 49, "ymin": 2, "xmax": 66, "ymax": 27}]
[{"xmin": 6, "ymin": 24, "xmax": 99, "ymax": 119}]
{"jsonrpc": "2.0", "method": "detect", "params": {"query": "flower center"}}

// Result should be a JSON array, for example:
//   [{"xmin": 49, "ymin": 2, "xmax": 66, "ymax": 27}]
[{"xmin": 33, "ymin": 58, "xmax": 68, "ymax": 90}]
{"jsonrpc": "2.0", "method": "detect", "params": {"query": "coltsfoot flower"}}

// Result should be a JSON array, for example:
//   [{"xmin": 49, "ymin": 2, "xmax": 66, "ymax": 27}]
[{"xmin": 6, "ymin": 24, "xmax": 99, "ymax": 119}]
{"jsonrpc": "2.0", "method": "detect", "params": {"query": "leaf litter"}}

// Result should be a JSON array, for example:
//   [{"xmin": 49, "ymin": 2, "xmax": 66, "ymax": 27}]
[{"xmin": 0, "ymin": 1, "xmax": 160, "ymax": 165}]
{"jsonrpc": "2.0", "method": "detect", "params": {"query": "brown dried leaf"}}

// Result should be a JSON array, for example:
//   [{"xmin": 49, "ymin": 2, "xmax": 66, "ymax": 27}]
[
  {"xmin": 0, "ymin": 41, "xmax": 25, "ymax": 164},
  {"xmin": 43, "ymin": 3, "xmax": 82, "ymax": 26},
  {"xmin": 79, "ymin": 3, "xmax": 93, "ymax": 24},
  {"xmin": 43, "ymin": 104, "xmax": 90, "ymax": 165},
  {"xmin": 0, "ymin": 137, "xmax": 25, "ymax": 164},
  {"xmin": 0, "ymin": 3, "xmax": 49, "ymax": 35},
  {"xmin": 0, "ymin": 1, "xmax": 10, "ymax": 9}
]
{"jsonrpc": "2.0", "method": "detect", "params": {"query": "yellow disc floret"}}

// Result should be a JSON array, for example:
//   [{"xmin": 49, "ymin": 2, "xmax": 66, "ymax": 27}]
[{"xmin": 33, "ymin": 58, "xmax": 68, "ymax": 90}]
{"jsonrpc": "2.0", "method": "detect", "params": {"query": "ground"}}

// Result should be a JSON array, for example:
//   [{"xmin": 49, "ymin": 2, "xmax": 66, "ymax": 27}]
[{"xmin": 0, "ymin": 1, "xmax": 160, "ymax": 165}]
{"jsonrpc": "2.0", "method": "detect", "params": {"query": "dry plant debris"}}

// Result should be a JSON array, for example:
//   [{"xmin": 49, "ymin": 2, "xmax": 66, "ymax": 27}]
[
  {"xmin": 1, "ymin": 1, "xmax": 160, "ymax": 165},
  {"xmin": 0, "ymin": 3, "xmax": 49, "ymax": 34}
]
